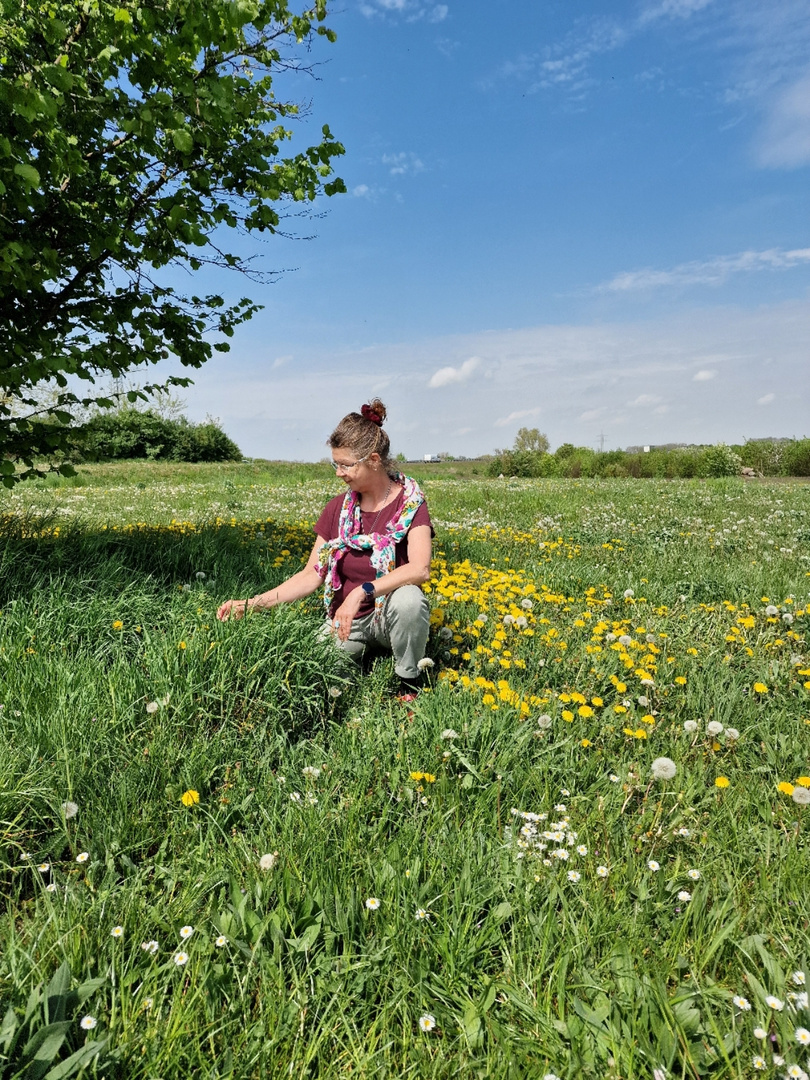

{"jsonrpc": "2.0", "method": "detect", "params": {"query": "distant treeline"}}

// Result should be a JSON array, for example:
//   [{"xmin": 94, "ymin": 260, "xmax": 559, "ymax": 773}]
[
  {"xmin": 76, "ymin": 409, "xmax": 242, "ymax": 464},
  {"xmin": 487, "ymin": 439, "xmax": 810, "ymax": 479}
]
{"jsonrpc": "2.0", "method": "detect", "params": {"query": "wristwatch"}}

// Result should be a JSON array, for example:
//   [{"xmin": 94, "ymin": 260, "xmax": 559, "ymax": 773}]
[{"xmin": 360, "ymin": 581, "xmax": 376, "ymax": 599}]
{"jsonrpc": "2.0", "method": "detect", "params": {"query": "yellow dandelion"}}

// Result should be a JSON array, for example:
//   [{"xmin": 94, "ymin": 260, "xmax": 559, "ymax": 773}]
[
  {"xmin": 180, "ymin": 789, "xmax": 200, "ymax": 807},
  {"xmin": 714, "ymin": 776, "xmax": 730, "ymax": 788},
  {"xmin": 578, "ymin": 705, "xmax": 594, "ymax": 718},
  {"xmin": 796, "ymin": 777, "xmax": 810, "ymax": 788},
  {"xmin": 178, "ymin": 641, "xmax": 187, "ymax": 650},
  {"xmin": 753, "ymin": 682, "xmax": 769, "ymax": 694},
  {"xmin": 777, "ymin": 781, "xmax": 795, "ymax": 796},
  {"xmin": 675, "ymin": 676, "xmax": 687, "ymax": 685},
  {"xmin": 112, "ymin": 620, "xmax": 123, "ymax": 631},
  {"xmin": 561, "ymin": 709, "xmax": 574, "ymax": 722},
  {"xmin": 580, "ymin": 738, "xmax": 592, "ymax": 748}
]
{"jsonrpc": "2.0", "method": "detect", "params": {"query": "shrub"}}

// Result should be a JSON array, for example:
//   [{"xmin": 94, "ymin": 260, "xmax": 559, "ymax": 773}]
[
  {"xmin": 697, "ymin": 443, "xmax": 742, "ymax": 478},
  {"xmin": 77, "ymin": 410, "xmax": 241, "ymax": 463},
  {"xmin": 780, "ymin": 438, "xmax": 810, "ymax": 476}
]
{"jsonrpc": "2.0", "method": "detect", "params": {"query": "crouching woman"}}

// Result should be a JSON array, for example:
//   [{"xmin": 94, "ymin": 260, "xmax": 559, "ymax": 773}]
[{"xmin": 216, "ymin": 399, "xmax": 433, "ymax": 698}]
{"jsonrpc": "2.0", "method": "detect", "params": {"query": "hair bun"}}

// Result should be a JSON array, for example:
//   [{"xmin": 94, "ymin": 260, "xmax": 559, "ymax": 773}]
[{"xmin": 361, "ymin": 401, "xmax": 385, "ymax": 426}]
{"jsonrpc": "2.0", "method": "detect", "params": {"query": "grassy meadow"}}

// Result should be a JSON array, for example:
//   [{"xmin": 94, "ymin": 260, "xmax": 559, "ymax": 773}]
[{"xmin": 1, "ymin": 462, "xmax": 809, "ymax": 1079}]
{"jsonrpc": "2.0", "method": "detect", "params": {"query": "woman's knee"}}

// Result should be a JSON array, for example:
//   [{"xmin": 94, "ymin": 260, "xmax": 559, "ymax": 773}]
[{"xmin": 386, "ymin": 585, "xmax": 429, "ymax": 622}]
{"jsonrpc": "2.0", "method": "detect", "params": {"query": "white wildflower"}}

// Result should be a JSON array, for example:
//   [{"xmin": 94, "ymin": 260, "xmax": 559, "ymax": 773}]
[
  {"xmin": 365, "ymin": 897, "xmax": 380, "ymax": 910},
  {"xmin": 79, "ymin": 1015, "xmax": 97, "ymax": 1030},
  {"xmin": 792, "ymin": 971, "xmax": 806, "ymax": 986},
  {"xmin": 418, "ymin": 1013, "xmax": 436, "ymax": 1031},
  {"xmin": 648, "ymin": 860, "xmax": 660, "ymax": 871},
  {"xmin": 733, "ymin": 995, "xmax": 751, "ymax": 1010},
  {"xmin": 765, "ymin": 995, "xmax": 784, "ymax": 1011},
  {"xmin": 76, "ymin": 852, "xmax": 89, "ymax": 863},
  {"xmin": 173, "ymin": 951, "xmax": 189, "ymax": 966},
  {"xmin": 596, "ymin": 866, "xmax": 609, "ymax": 878},
  {"xmin": 179, "ymin": 925, "xmax": 194, "ymax": 940},
  {"xmin": 302, "ymin": 766, "xmax": 321, "ymax": 780},
  {"xmin": 441, "ymin": 728, "xmax": 458, "ymax": 740},
  {"xmin": 687, "ymin": 869, "xmax": 701, "ymax": 881},
  {"xmin": 677, "ymin": 890, "xmax": 691, "ymax": 902}
]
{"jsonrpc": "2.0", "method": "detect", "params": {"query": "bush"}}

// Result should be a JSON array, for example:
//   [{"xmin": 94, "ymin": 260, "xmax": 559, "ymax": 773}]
[
  {"xmin": 697, "ymin": 443, "xmax": 742, "ymax": 478},
  {"xmin": 77, "ymin": 410, "xmax": 241, "ymax": 463},
  {"xmin": 780, "ymin": 438, "xmax": 810, "ymax": 476}
]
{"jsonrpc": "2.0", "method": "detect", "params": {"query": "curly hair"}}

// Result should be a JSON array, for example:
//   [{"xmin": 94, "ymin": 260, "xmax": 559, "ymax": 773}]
[{"xmin": 328, "ymin": 398, "xmax": 395, "ymax": 474}]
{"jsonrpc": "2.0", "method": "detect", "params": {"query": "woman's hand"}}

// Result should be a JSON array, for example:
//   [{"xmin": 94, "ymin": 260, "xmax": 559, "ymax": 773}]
[
  {"xmin": 217, "ymin": 598, "xmax": 250, "ymax": 622},
  {"xmin": 331, "ymin": 588, "xmax": 365, "ymax": 642}
]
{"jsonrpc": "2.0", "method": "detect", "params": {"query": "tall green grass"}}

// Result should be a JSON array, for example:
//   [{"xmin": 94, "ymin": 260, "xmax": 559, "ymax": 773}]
[{"xmin": 0, "ymin": 471, "xmax": 808, "ymax": 1078}]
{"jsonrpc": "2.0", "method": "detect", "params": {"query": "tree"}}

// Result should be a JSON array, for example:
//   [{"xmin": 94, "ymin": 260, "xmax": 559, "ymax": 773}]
[
  {"xmin": 512, "ymin": 427, "xmax": 549, "ymax": 455},
  {"xmin": 0, "ymin": 0, "xmax": 345, "ymax": 486}
]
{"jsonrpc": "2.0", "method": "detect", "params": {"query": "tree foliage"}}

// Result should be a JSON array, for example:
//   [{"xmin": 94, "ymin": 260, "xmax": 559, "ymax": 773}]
[
  {"xmin": 0, "ymin": 0, "xmax": 345, "ymax": 486},
  {"xmin": 77, "ymin": 407, "xmax": 242, "ymax": 462},
  {"xmin": 512, "ymin": 427, "xmax": 549, "ymax": 455}
]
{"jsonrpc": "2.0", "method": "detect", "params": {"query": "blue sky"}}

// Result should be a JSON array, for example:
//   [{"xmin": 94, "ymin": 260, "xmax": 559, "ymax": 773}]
[{"xmin": 175, "ymin": 0, "xmax": 810, "ymax": 459}]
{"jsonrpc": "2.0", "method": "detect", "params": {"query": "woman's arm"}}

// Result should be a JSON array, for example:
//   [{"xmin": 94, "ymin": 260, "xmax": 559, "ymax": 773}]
[
  {"xmin": 216, "ymin": 536, "xmax": 326, "ymax": 621},
  {"xmin": 330, "ymin": 525, "xmax": 432, "ymax": 641}
]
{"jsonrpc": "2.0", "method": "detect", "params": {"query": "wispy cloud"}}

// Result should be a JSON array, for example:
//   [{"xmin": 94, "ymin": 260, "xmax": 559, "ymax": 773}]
[
  {"xmin": 382, "ymin": 152, "xmax": 426, "ymax": 176},
  {"xmin": 755, "ymin": 71, "xmax": 810, "ymax": 168},
  {"xmin": 428, "ymin": 356, "xmax": 480, "ymax": 388},
  {"xmin": 359, "ymin": 0, "xmax": 448, "ymax": 23},
  {"xmin": 757, "ymin": 392, "xmax": 775, "ymax": 404},
  {"xmin": 638, "ymin": 0, "xmax": 715, "ymax": 26},
  {"xmin": 598, "ymin": 247, "xmax": 810, "ymax": 292},
  {"xmin": 693, "ymin": 369, "xmax": 717, "ymax": 381},
  {"xmin": 494, "ymin": 407, "xmax": 542, "ymax": 428},
  {"xmin": 628, "ymin": 394, "xmax": 663, "ymax": 406}
]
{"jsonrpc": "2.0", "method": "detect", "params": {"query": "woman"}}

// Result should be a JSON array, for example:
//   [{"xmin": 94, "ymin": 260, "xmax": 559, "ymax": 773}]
[{"xmin": 216, "ymin": 400, "xmax": 433, "ymax": 698}]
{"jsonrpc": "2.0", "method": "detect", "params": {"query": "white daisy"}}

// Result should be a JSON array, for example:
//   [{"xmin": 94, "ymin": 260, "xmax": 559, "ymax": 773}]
[
  {"xmin": 365, "ymin": 897, "xmax": 381, "ymax": 910},
  {"xmin": 76, "ymin": 852, "xmax": 89, "ymax": 863},
  {"xmin": 648, "ymin": 860, "xmax": 660, "ymax": 872},
  {"xmin": 765, "ymin": 995, "xmax": 784, "ymax": 1011},
  {"xmin": 733, "ymin": 995, "xmax": 751, "ymax": 1010},
  {"xmin": 677, "ymin": 890, "xmax": 691, "ymax": 902},
  {"xmin": 173, "ymin": 951, "xmax": 189, "ymax": 966},
  {"xmin": 179, "ymin": 925, "xmax": 194, "ymax": 940},
  {"xmin": 418, "ymin": 1013, "xmax": 436, "ymax": 1032},
  {"xmin": 596, "ymin": 866, "xmax": 609, "ymax": 878},
  {"xmin": 687, "ymin": 869, "xmax": 701, "ymax": 881},
  {"xmin": 79, "ymin": 1015, "xmax": 97, "ymax": 1030}
]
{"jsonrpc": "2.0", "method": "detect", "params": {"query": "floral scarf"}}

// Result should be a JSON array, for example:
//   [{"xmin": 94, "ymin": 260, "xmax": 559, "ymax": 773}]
[{"xmin": 315, "ymin": 474, "xmax": 425, "ymax": 615}]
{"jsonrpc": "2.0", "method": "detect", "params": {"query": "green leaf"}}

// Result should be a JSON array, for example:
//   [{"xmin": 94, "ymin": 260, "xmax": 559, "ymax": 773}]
[
  {"xmin": 113, "ymin": 8, "xmax": 132, "ymax": 23},
  {"xmin": 13, "ymin": 163, "xmax": 41, "ymax": 189},
  {"xmin": 171, "ymin": 129, "xmax": 194, "ymax": 154},
  {"xmin": 43, "ymin": 1037, "xmax": 108, "ymax": 1080}
]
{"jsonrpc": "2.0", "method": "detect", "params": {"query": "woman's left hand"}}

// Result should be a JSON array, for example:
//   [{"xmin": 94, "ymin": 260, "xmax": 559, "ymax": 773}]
[{"xmin": 332, "ymin": 589, "xmax": 365, "ymax": 642}]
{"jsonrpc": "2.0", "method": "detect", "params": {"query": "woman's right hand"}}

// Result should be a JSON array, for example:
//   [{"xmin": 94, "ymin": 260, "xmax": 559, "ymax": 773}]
[{"xmin": 217, "ymin": 599, "xmax": 249, "ymax": 621}]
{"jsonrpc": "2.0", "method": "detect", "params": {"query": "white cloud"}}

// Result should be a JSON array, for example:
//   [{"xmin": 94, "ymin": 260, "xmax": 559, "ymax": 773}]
[
  {"xmin": 352, "ymin": 184, "xmax": 371, "ymax": 197},
  {"xmin": 757, "ymin": 392, "xmax": 776, "ymax": 404},
  {"xmin": 428, "ymin": 356, "xmax": 480, "ymax": 388},
  {"xmin": 272, "ymin": 355, "xmax": 292, "ymax": 369},
  {"xmin": 755, "ymin": 71, "xmax": 810, "ymax": 168},
  {"xmin": 638, "ymin": 0, "xmax": 714, "ymax": 25},
  {"xmin": 360, "ymin": 0, "xmax": 448, "ymax": 22},
  {"xmin": 494, "ymin": 407, "xmax": 542, "ymax": 427},
  {"xmin": 627, "ymin": 393, "xmax": 662, "ymax": 406},
  {"xmin": 179, "ymin": 299, "xmax": 810, "ymax": 460},
  {"xmin": 598, "ymin": 246, "xmax": 810, "ymax": 292},
  {"xmin": 382, "ymin": 152, "xmax": 426, "ymax": 177}
]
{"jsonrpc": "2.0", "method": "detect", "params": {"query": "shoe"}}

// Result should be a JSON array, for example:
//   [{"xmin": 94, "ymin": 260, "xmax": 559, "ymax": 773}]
[{"xmin": 396, "ymin": 674, "xmax": 423, "ymax": 702}]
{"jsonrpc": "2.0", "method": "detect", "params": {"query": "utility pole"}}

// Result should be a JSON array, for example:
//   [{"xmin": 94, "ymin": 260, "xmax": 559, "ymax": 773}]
[{"xmin": 598, "ymin": 432, "xmax": 605, "ymax": 453}]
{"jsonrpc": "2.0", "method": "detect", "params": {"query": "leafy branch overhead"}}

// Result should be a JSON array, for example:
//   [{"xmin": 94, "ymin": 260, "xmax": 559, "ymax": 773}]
[{"xmin": 0, "ymin": 0, "xmax": 346, "ymax": 484}]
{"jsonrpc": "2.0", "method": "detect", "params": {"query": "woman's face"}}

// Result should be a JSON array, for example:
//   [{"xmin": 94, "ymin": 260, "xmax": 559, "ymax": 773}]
[{"xmin": 331, "ymin": 448, "xmax": 380, "ymax": 490}]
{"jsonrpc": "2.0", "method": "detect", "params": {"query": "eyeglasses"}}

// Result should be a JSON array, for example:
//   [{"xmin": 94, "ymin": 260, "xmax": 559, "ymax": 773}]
[{"xmin": 330, "ymin": 454, "xmax": 369, "ymax": 473}]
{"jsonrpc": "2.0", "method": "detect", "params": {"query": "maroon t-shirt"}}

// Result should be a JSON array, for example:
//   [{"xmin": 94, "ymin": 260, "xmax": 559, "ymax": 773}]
[{"xmin": 314, "ymin": 484, "xmax": 433, "ymax": 617}]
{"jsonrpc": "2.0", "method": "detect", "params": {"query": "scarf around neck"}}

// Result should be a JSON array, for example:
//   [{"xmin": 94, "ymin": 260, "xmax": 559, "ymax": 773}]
[{"xmin": 315, "ymin": 473, "xmax": 425, "ymax": 614}]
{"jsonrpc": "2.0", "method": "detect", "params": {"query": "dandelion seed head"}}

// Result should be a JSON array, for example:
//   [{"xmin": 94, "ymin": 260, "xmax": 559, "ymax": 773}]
[
  {"xmin": 146, "ymin": 701, "xmax": 159, "ymax": 714},
  {"xmin": 683, "ymin": 720, "xmax": 698, "ymax": 733},
  {"xmin": 707, "ymin": 720, "xmax": 724, "ymax": 736},
  {"xmin": 417, "ymin": 657, "xmax": 435, "ymax": 670},
  {"xmin": 441, "ymin": 728, "xmax": 458, "ymax": 740},
  {"xmin": 61, "ymin": 801, "xmax": 79, "ymax": 819},
  {"xmin": 725, "ymin": 727, "xmax": 740, "ymax": 741},
  {"xmin": 259, "ymin": 852, "xmax": 278, "ymax": 871},
  {"xmin": 651, "ymin": 757, "xmax": 677, "ymax": 781},
  {"xmin": 302, "ymin": 766, "xmax": 321, "ymax": 779},
  {"xmin": 793, "ymin": 787, "xmax": 810, "ymax": 806}
]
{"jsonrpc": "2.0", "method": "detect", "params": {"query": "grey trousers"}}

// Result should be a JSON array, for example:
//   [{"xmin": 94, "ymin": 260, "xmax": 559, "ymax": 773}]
[{"xmin": 322, "ymin": 585, "xmax": 430, "ymax": 679}]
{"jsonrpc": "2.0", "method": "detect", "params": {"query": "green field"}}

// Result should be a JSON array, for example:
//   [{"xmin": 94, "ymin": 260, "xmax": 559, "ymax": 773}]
[{"xmin": 1, "ymin": 463, "xmax": 809, "ymax": 1079}]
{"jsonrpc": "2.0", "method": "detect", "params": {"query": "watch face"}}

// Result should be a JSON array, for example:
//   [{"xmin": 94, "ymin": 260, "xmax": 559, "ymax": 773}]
[{"xmin": 362, "ymin": 581, "xmax": 375, "ymax": 596}]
